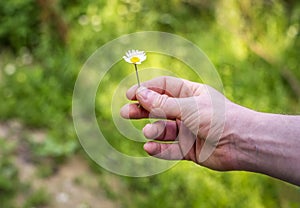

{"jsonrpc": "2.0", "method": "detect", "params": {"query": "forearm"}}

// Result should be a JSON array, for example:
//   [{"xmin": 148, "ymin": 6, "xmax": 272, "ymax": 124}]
[{"xmin": 233, "ymin": 107, "xmax": 300, "ymax": 185}]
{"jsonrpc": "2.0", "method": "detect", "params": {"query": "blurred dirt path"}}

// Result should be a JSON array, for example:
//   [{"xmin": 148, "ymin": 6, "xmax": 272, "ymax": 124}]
[{"xmin": 0, "ymin": 121, "xmax": 119, "ymax": 208}]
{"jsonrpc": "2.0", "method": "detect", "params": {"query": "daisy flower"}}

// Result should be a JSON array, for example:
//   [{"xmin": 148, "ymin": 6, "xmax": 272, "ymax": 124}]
[
  {"xmin": 123, "ymin": 49, "xmax": 147, "ymax": 65},
  {"xmin": 123, "ymin": 49, "xmax": 147, "ymax": 87}
]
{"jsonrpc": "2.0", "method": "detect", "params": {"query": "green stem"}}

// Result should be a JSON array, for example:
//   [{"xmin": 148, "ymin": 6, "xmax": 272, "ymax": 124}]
[{"xmin": 134, "ymin": 64, "xmax": 140, "ymax": 87}]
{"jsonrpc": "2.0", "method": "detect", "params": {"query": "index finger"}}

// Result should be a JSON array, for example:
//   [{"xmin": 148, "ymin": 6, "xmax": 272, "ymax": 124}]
[{"xmin": 126, "ymin": 76, "xmax": 201, "ymax": 100}]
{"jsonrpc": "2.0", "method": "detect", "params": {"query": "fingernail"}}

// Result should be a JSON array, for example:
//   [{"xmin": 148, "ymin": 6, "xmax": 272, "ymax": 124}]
[
  {"xmin": 120, "ymin": 104, "xmax": 130, "ymax": 119},
  {"xmin": 143, "ymin": 142, "xmax": 158, "ymax": 155},
  {"xmin": 143, "ymin": 124, "xmax": 158, "ymax": 139},
  {"xmin": 142, "ymin": 124, "xmax": 151, "ymax": 134},
  {"xmin": 137, "ymin": 86, "xmax": 149, "ymax": 100}
]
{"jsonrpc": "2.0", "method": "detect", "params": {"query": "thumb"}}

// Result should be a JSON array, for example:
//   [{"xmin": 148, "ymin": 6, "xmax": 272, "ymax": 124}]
[{"xmin": 136, "ymin": 87, "xmax": 182, "ymax": 120}]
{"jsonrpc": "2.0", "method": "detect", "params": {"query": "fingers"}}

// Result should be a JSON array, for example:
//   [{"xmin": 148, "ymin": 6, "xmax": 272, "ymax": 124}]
[
  {"xmin": 121, "ymin": 87, "xmax": 197, "ymax": 122},
  {"xmin": 143, "ymin": 120, "xmax": 179, "ymax": 141},
  {"xmin": 143, "ymin": 121, "xmax": 196, "ymax": 161},
  {"xmin": 120, "ymin": 101, "xmax": 179, "ymax": 120},
  {"xmin": 136, "ymin": 87, "xmax": 182, "ymax": 119},
  {"xmin": 143, "ymin": 142, "xmax": 185, "ymax": 160},
  {"xmin": 126, "ymin": 76, "xmax": 200, "ymax": 100},
  {"xmin": 121, "ymin": 76, "xmax": 204, "ymax": 121},
  {"xmin": 120, "ymin": 103, "xmax": 149, "ymax": 119}
]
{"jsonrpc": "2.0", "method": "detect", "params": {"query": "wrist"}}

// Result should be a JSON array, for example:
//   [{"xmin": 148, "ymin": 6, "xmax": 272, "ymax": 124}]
[
  {"xmin": 230, "ymin": 107, "xmax": 300, "ymax": 185},
  {"xmin": 226, "ymin": 103, "xmax": 262, "ymax": 172}
]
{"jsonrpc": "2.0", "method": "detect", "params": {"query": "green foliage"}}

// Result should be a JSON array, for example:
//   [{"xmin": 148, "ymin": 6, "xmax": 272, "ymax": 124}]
[
  {"xmin": 0, "ymin": 0, "xmax": 300, "ymax": 207},
  {"xmin": 23, "ymin": 188, "xmax": 50, "ymax": 208},
  {"xmin": 0, "ymin": 0, "xmax": 39, "ymax": 51},
  {"xmin": 115, "ymin": 163, "xmax": 280, "ymax": 208},
  {"xmin": 33, "ymin": 134, "xmax": 78, "ymax": 158},
  {"xmin": 0, "ymin": 65, "xmax": 68, "ymax": 126},
  {"xmin": 0, "ymin": 139, "xmax": 19, "ymax": 208}
]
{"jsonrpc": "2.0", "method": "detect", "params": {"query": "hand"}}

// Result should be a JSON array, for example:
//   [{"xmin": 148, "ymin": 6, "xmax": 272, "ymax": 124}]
[
  {"xmin": 120, "ymin": 76, "xmax": 243, "ymax": 171},
  {"xmin": 121, "ymin": 76, "xmax": 300, "ymax": 185}
]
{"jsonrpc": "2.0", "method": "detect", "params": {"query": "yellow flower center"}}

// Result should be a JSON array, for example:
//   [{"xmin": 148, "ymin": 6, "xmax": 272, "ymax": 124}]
[{"xmin": 130, "ymin": 56, "xmax": 140, "ymax": 63}]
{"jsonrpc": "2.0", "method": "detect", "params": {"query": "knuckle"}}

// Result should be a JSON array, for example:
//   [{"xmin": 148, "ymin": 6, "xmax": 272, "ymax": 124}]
[{"xmin": 152, "ymin": 94, "xmax": 169, "ymax": 109}]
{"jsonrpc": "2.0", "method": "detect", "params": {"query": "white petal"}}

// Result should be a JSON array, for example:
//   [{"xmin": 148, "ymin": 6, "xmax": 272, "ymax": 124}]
[
  {"xmin": 124, "ymin": 50, "xmax": 147, "ymax": 64},
  {"xmin": 124, "ymin": 57, "xmax": 132, "ymax": 63}
]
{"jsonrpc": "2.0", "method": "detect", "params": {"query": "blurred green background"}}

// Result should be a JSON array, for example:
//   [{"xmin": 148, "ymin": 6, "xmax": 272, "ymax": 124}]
[{"xmin": 1, "ymin": 0, "xmax": 300, "ymax": 207}]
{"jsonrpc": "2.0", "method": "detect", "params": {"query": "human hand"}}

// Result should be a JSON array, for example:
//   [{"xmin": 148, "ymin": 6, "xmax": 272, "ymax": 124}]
[
  {"xmin": 120, "ymin": 76, "xmax": 243, "ymax": 171},
  {"xmin": 121, "ymin": 76, "xmax": 300, "ymax": 185}
]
